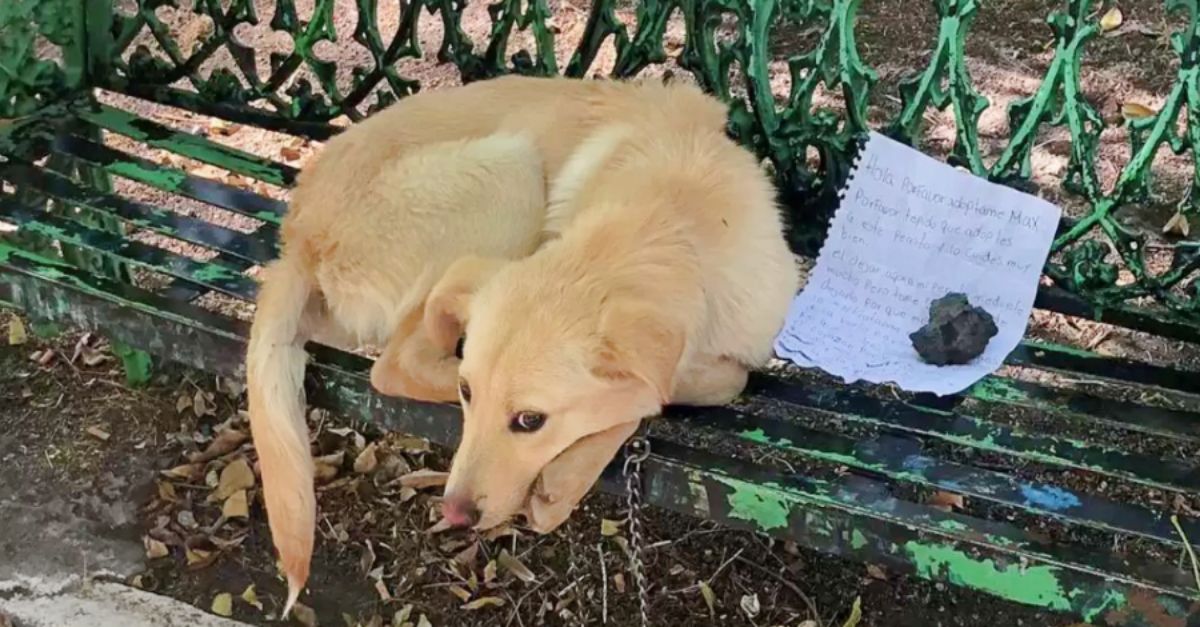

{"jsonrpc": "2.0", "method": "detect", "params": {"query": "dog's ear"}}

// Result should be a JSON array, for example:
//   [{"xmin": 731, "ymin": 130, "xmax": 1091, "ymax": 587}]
[
  {"xmin": 592, "ymin": 302, "xmax": 685, "ymax": 405},
  {"xmin": 424, "ymin": 256, "xmax": 507, "ymax": 354}
]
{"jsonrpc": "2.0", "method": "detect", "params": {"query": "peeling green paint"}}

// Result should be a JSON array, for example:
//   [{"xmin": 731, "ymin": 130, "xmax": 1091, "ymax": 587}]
[
  {"xmin": 191, "ymin": 262, "xmax": 243, "ymax": 283},
  {"xmin": 1079, "ymin": 588, "xmax": 1127, "ymax": 623},
  {"xmin": 850, "ymin": 529, "xmax": 868, "ymax": 549},
  {"xmin": 713, "ymin": 476, "xmax": 793, "ymax": 532},
  {"xmin": 106, "ymin": 161, "xmax": 187, "ymax": 191},
  {"xmin": 967, "ymin": 378, "xmax": 1031, "ymax": 404},
  {"xmin": 904, "ymin": 541, "xmax": 1073, "ymax": 611}
]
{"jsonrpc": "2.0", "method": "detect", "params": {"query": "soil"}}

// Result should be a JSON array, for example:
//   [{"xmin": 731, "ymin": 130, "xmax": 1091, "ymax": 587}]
[{"xmin": 0, "ymin": 311, "xmax": 1077, "ymax": 627}]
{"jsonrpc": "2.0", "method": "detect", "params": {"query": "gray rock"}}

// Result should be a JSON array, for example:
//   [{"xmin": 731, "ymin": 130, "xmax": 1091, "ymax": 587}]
[{"xmin": 909, "ymin": 293, "xmax": 998, "ymax": 365}]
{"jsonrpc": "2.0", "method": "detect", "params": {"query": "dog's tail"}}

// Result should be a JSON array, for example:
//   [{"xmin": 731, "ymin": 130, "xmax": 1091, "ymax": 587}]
[{"xmin": 246, "ymin": 255, "xmax": 316, "ymax": 616}]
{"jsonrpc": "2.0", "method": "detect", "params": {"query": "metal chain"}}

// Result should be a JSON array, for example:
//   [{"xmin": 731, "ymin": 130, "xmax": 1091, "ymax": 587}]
[{"xmin": 623, "ymin": 434, "xmax": 651, "ymax": 627}]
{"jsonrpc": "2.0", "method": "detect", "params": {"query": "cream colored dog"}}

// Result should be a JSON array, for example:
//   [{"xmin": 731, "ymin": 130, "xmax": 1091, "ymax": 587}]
[{"xmin": 245, "ymin": 76, "xmax": 777, "ymax": 612}]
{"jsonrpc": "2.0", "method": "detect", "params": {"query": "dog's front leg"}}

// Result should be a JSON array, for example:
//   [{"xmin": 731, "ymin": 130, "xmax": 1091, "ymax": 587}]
[
  {"xmin": 671, "ymin": 354, "xmax": 749, "ymax": 406},
  {"xmin": 369, "ymin": 309, "xmax": 460, "ymax": 403}
]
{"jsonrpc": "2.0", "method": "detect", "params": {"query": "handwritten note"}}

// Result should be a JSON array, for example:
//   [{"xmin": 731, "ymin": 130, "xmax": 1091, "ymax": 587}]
[{"xmin": 774, "ymin": 131, "xmax": 1061, "ymax": 396}]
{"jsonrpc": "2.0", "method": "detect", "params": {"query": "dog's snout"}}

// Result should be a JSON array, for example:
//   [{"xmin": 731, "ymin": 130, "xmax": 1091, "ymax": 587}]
[{"xmin": 441, "ymin": 495, "xmax": 480, "ymax": 528}]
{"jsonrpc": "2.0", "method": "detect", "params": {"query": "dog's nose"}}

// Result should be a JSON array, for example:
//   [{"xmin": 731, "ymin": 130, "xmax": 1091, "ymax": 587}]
[{"xmin": 441, "ymin": 495, "xmax": 480, "ymax": 528}]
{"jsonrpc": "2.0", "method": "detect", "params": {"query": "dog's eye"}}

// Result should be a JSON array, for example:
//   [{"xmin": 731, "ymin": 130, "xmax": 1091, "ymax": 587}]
[
  {"xmin": 454, "ymin": 336, "xmax": 465, "ymax": 360},
  {"xmin": 458, "ymin": 379, "xmax": 471, "ymax": 404},
  {"xmin": 510, "ymin": 411, "xmax": 546, "ymax": 433}
]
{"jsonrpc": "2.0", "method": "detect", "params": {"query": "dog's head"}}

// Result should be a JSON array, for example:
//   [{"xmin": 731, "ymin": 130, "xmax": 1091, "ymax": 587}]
[{"xmin": 425, "ymin": 253, "xmax": 683, "ymax": 532}]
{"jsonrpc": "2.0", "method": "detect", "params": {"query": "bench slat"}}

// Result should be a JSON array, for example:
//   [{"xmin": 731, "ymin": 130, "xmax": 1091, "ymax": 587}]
[
  {"xmin": 0, "ymin": 195, "xmax": 258, "ymax": 301},
  {"xmin": 0, "ymin": 162, "xmax": 278, "ymax": 265},
  {"xmin": 77, "ymin": 104, "xmax": 300, "ymax": 188},
  {"xmin": 1011, "ymin": 340, "xmax": 1200, "ymax": 397},
  {"xmin": 750, "ymin": 375, "xmax": 1200, "ymax": 494},
  {"xmin": 672, "ymin": 404, "xmax": 1199, "ymax": 546},
  {"xmin": 48, "ymin": 133, "xmax": 286, "ymax": 224}
]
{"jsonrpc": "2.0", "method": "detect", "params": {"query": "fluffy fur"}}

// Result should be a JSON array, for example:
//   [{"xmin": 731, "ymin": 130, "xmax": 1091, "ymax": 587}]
[{"xmin": 245, "ymin": 76, "xmax": 744, "ymax": 613}]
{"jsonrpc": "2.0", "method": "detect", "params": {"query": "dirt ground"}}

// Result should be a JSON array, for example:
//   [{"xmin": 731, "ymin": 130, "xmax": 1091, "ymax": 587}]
[
  {"xmin": 0, "ymin": 311, "xmax": 1078, "ymax": 627},
  {"xmin": 3, "ymin": 0, "xmax": 1196, "ymax": 626}
]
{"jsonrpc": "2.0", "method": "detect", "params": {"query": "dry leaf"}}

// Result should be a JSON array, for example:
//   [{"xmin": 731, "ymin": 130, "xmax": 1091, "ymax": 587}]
[
  {"xmin": 483, "ymin": 560, "xmax": 498, "ymax": 583},
  {"xmin": 212, "ymin": 458, "xmax": 255, "ymax": 501},
  {"xmin": 454, "ymin": 542, "xmax": 480, "ymax": 567},
  {"xmin": 417, "ymin": 614, "xmax": 432, "ymax": 627},
  {"xmin": 193, "ymin": 390, "xmax": 212, "ymax": 417},
  {"xmin": 190, "ymin": 429, "xmax": 249, "ymax": 463},
  {"xmin": 292, "ymin": 602, "xmax": 318, "ymax": 627},
  {"xmin": 1164, "ymin": 211, "xmax": 1191, "ymax": 237},
  {"xmin": 280, "ymin": 146, "xmax": 302, "ymax": 161},
  {"xmin": 86, "ymin": 426, "xmax": 111, "ymax": 442},
  {"xmin": 79, "ymin": 346, "xmax": 109, "ymax": 367},
  {"xmin": 740, "ymin": 593, "xmax": 760, "ymax": 619},
  {"xmin": 144, "ymin": 536, "xmax": 169, "ymax": 559},
  {"xmin": 399, "ymin": 469, "xmax": 449, "ymax": 489},
  {"xmin": 157, "ymin": 480, "xmax": 178, "ymax": 503},
  {"xmin": 600, "ymin": 519, "xmax": 621, "ymax": 537},
  {"xmin": 175, "ymin": 394, "xmax": 192, "ymax": 414},
  {"xmin": 314, "ymin": 451, "xmax": 345, "ymax": 482},
  {"xmin": 498, "ymin": 549, "xmax": 536, "ymax": 583},
  {"xmin": 8, "ymin": 318, "xmax": 27, "ymax": 346},
  {"xmin": 241, "ymin": 584, "xmax": 262, "ymax": 610},
  {"xmin": 209, "ymin": 119, "xmax": 238, "ymax": 136},
  {"xmin": 698, "ymin": 581, "xmax": 716, "ymax": 616},
  {"xmin": 186, "ymin": 547, "xmax": 215, "ymax": 568},
  {"xmin": 842, "ymin": 596, "xmax": 863, "ymax": 627},
  {"xmin": 613, "ymin": 573, "xmax": 626, "ymax": 593},
  {"xmin": 354, "ymin": 443, "xmax": 379, "ymax": 474},
  {"xmin": 394, "ymin": 605, "xmax": 413, "ymax": 625},
  {"xmin": 211, "ymin": 593, "xmax": 233, "ymax": 617},
  {"xmin": 223, "ymin": 489, "xmax": 249, "ymax": 518},
  {"xmin": 866, "ymin": 563, "xmax": 888, "ymax": 580},
  {"xmin": 928, "ymin": 490, "xmax": 965, "ymax": 511},
  {"xmin": 1099, "ymin": 7, "xmax": 1123, "ymax": 32},
  {"xmin": 462, "ymin": 597, "xmax": 505, "ymax": 610},
  {"xmin": 1121, "ymin": 102, "xmax": 1156, "ymax": 120},
  {"xmin": 375, "ymin": 578, "xmax": 392, "ymax": 602},
  {"xmin": 448, "ymin": 585, "xmax": 471, "ymax": 602},
  {"xmin": 162, "ymin": 463, "xmax": 203, "ymax": 482}
]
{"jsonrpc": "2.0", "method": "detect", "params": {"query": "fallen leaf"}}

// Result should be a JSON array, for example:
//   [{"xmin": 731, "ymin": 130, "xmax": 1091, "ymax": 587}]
[
  {"xmin": 399, "ymin": 469, "xmax": 449, "ymax": 489},
  {"xmin": 292, "ymin": 601, "xmax": 318, "ymax": 627},
  {"xmin": 176, "ymin": 394, "xmax": 192, "ymax": 414},
  {"xmin": 448, "ymin": 584, "xmax": 471, "ymax": 602},
  {"xmin": 223, "ymin": 489, "xmax": 249, "ymax": 518},
  {"xmin": 1164, "ymin": 211, "xmax": 1191, "ymax": 237},
  {"xmin": 600, "ymin": 518, "xmax": 621, "ymax": 537},
  {"xmin": 157, "ymin": 480, "xmax": 178, "ymax": 503},
  {"xmin": 740, "ymin": 593, "xmax": 760, "ymax": 619},
  {"xmin": 86, "ymin": 426, "xmax": 111, "ymax": 442},
  {"xmin": 209, "ymin": 119, "xmax": 238, "ymax": 136},
  {"xmin": 800, "ymin": 621, "xmax": 819, "ymax": 627},
  {"xmin": 8, "ymin": 318, "xmax": 27, "ymax": 345},
  {"xmin": 462, "ymin": 596, "xmax": 505, "ymax": 610},
  {"xmin": 842, "ymin": 595, "xmax": 863, "ymax": 627},
  {"xmin": 212, "ymin": 458, "xmax": 255, "ymax": 501},
  {"xmin": 426, "ymin": 518, "xmax": 454, "ymax": 534},
  {"xmin": 241, "ymin": 584, "xmax": 262, "ymax": 610},
  {"xmin": 928, "ymin": 490, "xmax": 965, "ymax": 512},
  {"xmin": 211, "ymin": 593, "xmax": 233, "ymax": 617},
  {"xmin": 1121, "ymin": 102, "xmax": 1156, "ymax": 120},
  {"xmin": 1099, "ymin": 7, "xmax": 1123, "ymax": 32},
  {"xmin": 454, "ymin": 542, "xmax": 480, "ymax": 567},
  {"xmin": 314, "ymin": 451, "xmax": 345, "ymax": 482},
  {"xmin": 866, "ymin": 563, "xmax": 888, "ymax": 580},
  {"xmin": 193, "ymin": 390, "xmax": 213, "ymax": 417},
  {"xmin": 375, "ymin": 578, "xmax": 392, "ymax": 602},
  {"xmin": 394, "ymin": 605, "xmax": 413, "ymax": 625},
  {"xmin": 144, "ymin": 536, "xmax": 169, "ymax": 559},
  {"xmin": 190, "ymin": 429, "xmax": 249, "ymax": 463},
  {"xmin": 498, "ymin": 549, "xmax": 536, "ymax": 583},
  {"xmin": 354, "ymin": 443, "xmax": 379, "ymax": 474},
  {"xmin": 186, "ymin": 547, "xmax": 215, "ymax": 568},
  {"xmin": 613, "ymin": 573, "xmax": 626, "ymax": 593},
  {"xmin": 483, "ymin": 560, "xmax": 498, "ymax": 583},
  {"xmin": 417, "ymin": 614, "xmax": 432, "ymax": 627},
  {"xmin": 698, "ymin": 581, "xmax": 716, "ymax": 616},
  {"xmin": 280, "ymin": 146, "xmax": 302, "ymax": 161}
]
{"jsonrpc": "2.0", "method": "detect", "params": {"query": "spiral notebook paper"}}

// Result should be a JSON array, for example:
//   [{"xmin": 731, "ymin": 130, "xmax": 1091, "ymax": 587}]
[{"xmin": 773, "ymin": 131, "xmax": 1061, "ymax": 396}]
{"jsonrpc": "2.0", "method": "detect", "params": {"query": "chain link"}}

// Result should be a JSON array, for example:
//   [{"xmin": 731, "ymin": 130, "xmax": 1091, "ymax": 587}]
[{"xmin": 623, "ymin": 434, "xmax": 651, "ymax": 627}]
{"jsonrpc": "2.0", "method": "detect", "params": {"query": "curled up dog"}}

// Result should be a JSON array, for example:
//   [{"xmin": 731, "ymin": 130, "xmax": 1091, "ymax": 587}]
[{"xmin": 244, "ymin": 76, "xmax": 799, "ymax": 613}]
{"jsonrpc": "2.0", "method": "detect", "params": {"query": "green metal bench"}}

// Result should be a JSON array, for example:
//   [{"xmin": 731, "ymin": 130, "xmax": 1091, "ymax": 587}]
[{"xmin": 2, "ymin": 0, "xmax": 1200, "ymax": 623}]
